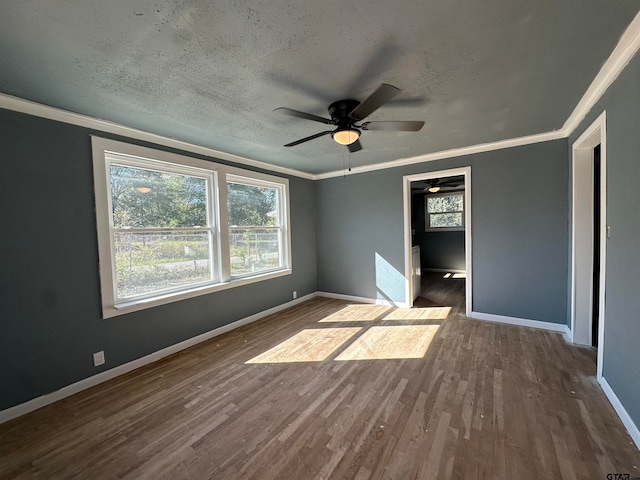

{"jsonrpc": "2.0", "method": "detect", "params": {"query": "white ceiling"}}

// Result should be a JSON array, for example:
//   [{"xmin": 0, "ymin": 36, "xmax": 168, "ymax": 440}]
[{"xmin": 1, "ymin": 1, "xmax": 638, "ymax": 174}]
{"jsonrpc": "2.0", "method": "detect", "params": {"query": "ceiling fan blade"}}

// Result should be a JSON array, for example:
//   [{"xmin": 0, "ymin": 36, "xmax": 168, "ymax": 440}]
[
  {"xmin": 361, "ymin": 120, "xmax": 425, "ymax": 131},
  {"xmin": 274, "ymin": 107, "xmax": 333, "ymax": 124},
  {"xmin": 350, "ymin": 84, "xmax": 400, "ymax": 120},
  {"xmin": 347, "ymin": 139, "xmax": 362, "ymax": 153},
  {"xmin": 284, "ymin": 130, "xmax": 333, "ymax": 147},
  {"xmin": 438, "ymin": 176, "xmax": 464, "ymax": 186}
]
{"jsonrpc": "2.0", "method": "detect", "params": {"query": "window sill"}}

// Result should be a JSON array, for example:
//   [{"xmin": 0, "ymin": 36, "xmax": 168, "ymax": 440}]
[
  {"xmin": 425, "ymin": 228, "xmax": 465, "ymax": 232},
  {"xmin": 103, "ymin": 268, "xmax": 292, "ymax": 319}
]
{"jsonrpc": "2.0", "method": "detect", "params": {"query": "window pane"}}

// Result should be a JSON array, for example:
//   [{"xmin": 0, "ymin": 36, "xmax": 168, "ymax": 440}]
[
  {"xmin": 427, "ymin": 194, "xmax": 463, "ymax": 214},
  {"xmin": 114, "ymin": 231, "xmax": 212, "ymax": 299},
  {"xmin": 229, "ymin": 228, "xmax": 282, "ymax": 276},
  {"xmin": 430, "ymin": 212, "xmax": 463, "ymax": 228},
  {"xmin": 227, "ymin": 182, "xmax": 278, "ymax": 227},
  {"xmin": 227, "ymin": 180, "xmax": 283, "ymax": 277},
  {"xmin": 111, "ymin": 164, "xmax": 208, "ymax": 229}
]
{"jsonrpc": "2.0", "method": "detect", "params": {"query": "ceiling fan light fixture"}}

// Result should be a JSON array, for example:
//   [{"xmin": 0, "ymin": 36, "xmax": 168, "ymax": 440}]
[
  {"xmin": 332, "ymin": 128, "xmax": 360, "ymax": 145},
  {"xmin": 428, "ymin": 186, "xmax": 441, "ymax": 193}
]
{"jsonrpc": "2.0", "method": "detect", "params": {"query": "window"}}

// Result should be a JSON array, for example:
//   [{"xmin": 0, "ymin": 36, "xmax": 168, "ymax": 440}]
[
  {"xmin": 227, "ymin": 177, "xmax": 286, "ymax": 277},
  {"xmin": 110, "ymin": 160, "xmax": 216, "ymax": 301},
  {"xmin": 92, "ymin": 137, "xmax": 291, "ymax": 318},
  {"xmin": 425, "ymin": 192, "xmax": 464, "ymax": 230}
]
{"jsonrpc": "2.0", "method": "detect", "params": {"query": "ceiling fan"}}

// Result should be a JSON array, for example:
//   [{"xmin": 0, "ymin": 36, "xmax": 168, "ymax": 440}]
[
  {"xmin": 424, "ymin": 177, "xmax": 464, "ymax": 193},
  {"xmin": 275, "ymin": 84, "xmax": 425, "ymax": 152}
]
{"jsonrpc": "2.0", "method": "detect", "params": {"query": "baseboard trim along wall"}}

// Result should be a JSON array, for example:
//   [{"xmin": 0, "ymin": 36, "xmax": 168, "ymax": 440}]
[
  {"xmin": 2, "ymin": 292, "xmax": 629, "ymax": 443},
  {"xmin": 317, "ymin": 291, "xmax": 410, "ymax": 308},
  {"xmin": 309, "ymin": 295, "xmax": 570, "ymax": 337},
  {"xmin": 470, "ymin": 311, "xmax": 570, "ymax": 335},
  {"xmin": 600, "ymin": 376, "xmax": 640, "ymax": 451},
  {"xmin": 0, "ymin": 293, "xmax": 316, "ymax": 425}
]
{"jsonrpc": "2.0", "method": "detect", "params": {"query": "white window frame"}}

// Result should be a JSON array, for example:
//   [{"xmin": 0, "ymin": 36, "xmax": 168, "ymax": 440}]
[
  {"xmin": 92, "ymin": 137, "xmax": 291, "ymax": 318},
  {"xmin": 226, "ymin": 174, "xmax": 288, "ymax": 279},
  {"xmin": 425, "ymin": 191, "xmax": 465, "ymax": 231}
]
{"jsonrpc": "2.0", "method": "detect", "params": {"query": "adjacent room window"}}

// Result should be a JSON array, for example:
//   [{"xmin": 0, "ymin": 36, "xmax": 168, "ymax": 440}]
[
  {"xmin": 425, "ymin": 192, "xmax": 464, "ymax": 230},
  {"xmin": 92, "ymin": 137, "xmax": 291, "ymax": 318}
]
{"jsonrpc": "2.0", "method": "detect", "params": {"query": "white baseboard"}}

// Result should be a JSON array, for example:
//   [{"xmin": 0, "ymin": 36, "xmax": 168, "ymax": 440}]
[
  {"xmin": 317, "ymin": 291, "xmax": 409, "ymax": 308},
  {"xmin": 470, "ymin": 311, "xmax": 570, "ymax": 335},
  {"xmin": 599, "ymin": 376, "xmax": 640, "ymax": 451},
  {"xmin": 0, "ymin": 293, "xmax": 316, "ymax": 425},
  {"xmin": 0, "ymin": 294, "xmax": 588, "ymax": 425}
]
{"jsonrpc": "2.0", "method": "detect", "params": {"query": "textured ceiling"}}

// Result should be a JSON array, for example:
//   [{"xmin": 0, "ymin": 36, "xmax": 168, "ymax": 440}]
[{"xmin": 1, "ymin": 1, "xmax": 638, "ymax": 174}]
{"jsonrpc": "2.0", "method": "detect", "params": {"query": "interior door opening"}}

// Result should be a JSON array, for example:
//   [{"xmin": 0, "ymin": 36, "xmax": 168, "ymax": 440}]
[
  {"xmin": 571, "ymin": 111, "xmax": 606, "ymax": 380},
  {"xmin": 403, "ymin": 167, "xmax": 471, "ymax": 316},
  {"xmin": 592, "ymin": 144, "xmax": 601, "ymax": 348}
]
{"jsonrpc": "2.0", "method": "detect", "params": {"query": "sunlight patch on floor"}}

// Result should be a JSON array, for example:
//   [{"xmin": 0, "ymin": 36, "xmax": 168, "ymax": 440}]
[
  {"xmin": 335, "ymin": 325, "xmax": 440, "ymax": 361},
  {"xmin": 382, "ymin": 306, "xmax": 451, "ymax": 320},
  {"xmin": 318, "ymin": 304, "xmax": 392, "ymax": 322},
  {"xmin": 443, "ymin": 272, "xmax": 466, "ymax": 279},
  {"xmin": 245, "ymin": 328, "xmax": 361, "ymax": 364}
]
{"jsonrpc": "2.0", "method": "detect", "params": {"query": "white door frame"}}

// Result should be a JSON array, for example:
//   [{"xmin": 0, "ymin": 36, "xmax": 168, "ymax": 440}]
[
  {"xmin": 570, "ymin": 111, "xmax": 607, "ymax": 379},
  {"xmin": 403, "ymin": 166, "xmax": 472, "ymax": 315}
]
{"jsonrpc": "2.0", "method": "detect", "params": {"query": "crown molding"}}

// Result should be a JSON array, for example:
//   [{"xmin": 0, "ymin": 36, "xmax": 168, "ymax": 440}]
[
  {"xmin": 312, "ymin": 130, "xmax": 565, "ymax": 180},
  {"xmin": 0, "ymin": 94, "xmax": 315, "ymax": 180},
  {"xmin": 563, "ymin": 11, "xmax": 640, "ymax": 136},
  {"xmin": 315, "ymin": 11, "xmax": 640, "ymax": 180},
  {"xmin": 1, "ymin": 92, "xmax": 565, "ymax": 180},
  {"xmin": 2, "ymin": 10, "xmax": 639, "ymax": 181}
]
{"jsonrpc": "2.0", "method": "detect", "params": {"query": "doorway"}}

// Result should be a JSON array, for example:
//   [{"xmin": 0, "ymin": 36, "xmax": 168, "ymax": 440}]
[
  {"xmin": 571, "ymin": 112, "xmax": 607, "ymax": 377},
  {"xmin": 403, "ymin": 167, "xmax": 472, "ymax": 315},
  {"xmin": 592, "ymin": 144, "xmax": 601, "ymax": 347}
]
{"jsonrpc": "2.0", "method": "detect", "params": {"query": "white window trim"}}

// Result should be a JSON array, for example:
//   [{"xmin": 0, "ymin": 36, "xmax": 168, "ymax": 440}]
[
  {"xmin": 92, "ymin": 136, "xmax": 292, "ymax": 318},
  {"xmin": 226, "ymin": 174, "xmax": 289, "ymax": 280},
  {"xmin": 425, "ymin": 191, "xmax": 465, "ymax": 232}
]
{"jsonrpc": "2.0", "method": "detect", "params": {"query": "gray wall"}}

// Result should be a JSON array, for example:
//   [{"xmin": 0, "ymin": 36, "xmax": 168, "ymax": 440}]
[
  {"xmin": 568, "ymin": 50, "xmax": 640, "ymax": 427},
  {"xmin": 412, "ymin": 193, "xmax": 466, "ymax": 271},
  {"xmin": 316, "ymin": 139, "xmax": 569, "ymax": 323},
  {"xmin": 0, "ymin": 108, "xmax": 317, "ymax": 411},
  {"xmin": 419, "ymin": 232, "xmax": 466, "ymax": 271}
]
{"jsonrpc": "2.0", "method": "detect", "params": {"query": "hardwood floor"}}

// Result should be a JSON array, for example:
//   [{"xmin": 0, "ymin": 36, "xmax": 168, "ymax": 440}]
[{"xmin": 2, "ymin": 277, "xmax": 639, "ymax": 479}]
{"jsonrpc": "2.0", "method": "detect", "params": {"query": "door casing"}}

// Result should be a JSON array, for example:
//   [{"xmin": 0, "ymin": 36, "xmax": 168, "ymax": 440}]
[
  {"xmin": 403, "ymin": 166, "xmax": 472, "ymax": 315},
  {"xmin": 571, "ymin": 111, "xmax": 607, "ymax": 379}
]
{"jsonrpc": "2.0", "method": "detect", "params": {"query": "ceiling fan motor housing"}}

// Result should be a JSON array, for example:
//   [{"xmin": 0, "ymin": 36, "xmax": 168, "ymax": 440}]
[{"xmin": 328, "ymin": 99, "xmax": 360, "ymax": 127}]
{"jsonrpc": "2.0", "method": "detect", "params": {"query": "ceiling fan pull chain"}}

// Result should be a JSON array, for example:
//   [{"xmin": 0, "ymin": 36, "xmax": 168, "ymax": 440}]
[{"xmin": 343, "ymin": 150, "xmax": 347, "ymax": 177}]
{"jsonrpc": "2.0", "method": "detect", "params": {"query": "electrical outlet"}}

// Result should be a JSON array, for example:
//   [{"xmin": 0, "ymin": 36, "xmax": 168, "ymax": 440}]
[
  {"xmin": 293, "ymin": 291, "xmax": 297, "ymax": 299},
  {"xmin": 93, "ymin": 351, "xmax": 105, "ymax": 367}
]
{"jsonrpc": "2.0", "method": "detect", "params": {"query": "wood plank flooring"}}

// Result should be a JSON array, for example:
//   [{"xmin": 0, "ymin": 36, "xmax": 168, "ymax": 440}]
[{"xmin": 1, "ymin": 274, "xmax": 639, "ymax": 479}]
